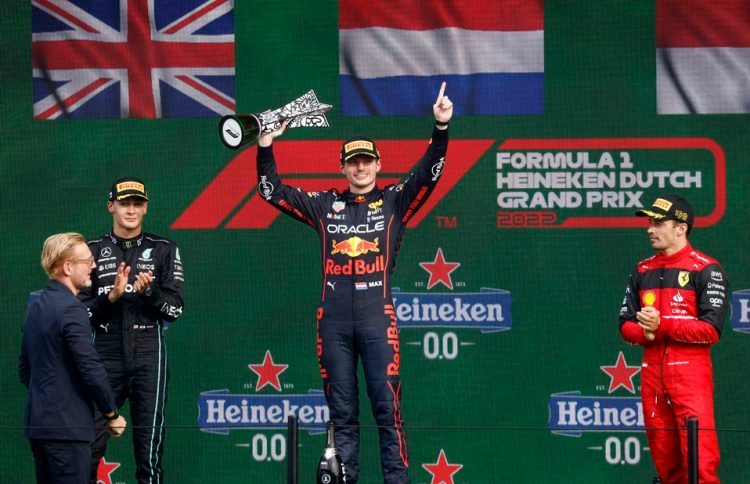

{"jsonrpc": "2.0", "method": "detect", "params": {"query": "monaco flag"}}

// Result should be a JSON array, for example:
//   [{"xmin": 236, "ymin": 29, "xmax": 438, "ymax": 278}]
[
  {"xmin": 339, "ymin": 0, "xmax": 544, "ymax": 116},
  {"xmin": 657, "ymin": 0, "xmax": 750, "ymax": 114}
]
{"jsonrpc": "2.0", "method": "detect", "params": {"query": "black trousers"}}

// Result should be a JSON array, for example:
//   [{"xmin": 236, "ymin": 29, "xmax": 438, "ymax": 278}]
[
  {"xmin": 30, "ymin": 438, "xmax": 90, "ymax": 484},
  {"xmin": 89, "ymin": 332, "xmax": 169, "ymax": 484}
]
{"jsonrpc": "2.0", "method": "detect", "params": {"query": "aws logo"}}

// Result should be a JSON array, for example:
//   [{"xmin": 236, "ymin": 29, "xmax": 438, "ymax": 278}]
[{"xmin": 171, "ymin": 140, "xmax": 493, "ymax": 229}]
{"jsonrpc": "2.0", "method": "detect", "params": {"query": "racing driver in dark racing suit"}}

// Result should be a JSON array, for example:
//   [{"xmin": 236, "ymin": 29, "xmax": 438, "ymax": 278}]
[
  {"xmin": 619, "ymin": 194, "xmax": 728, "ymax": 484},
  {"xmin": 257, "ymin": 83, "xmax": 453, "ymax": 484},
  {"xmin": 79, "ymin": 177, "xmax": 184, "ymax": 484}
]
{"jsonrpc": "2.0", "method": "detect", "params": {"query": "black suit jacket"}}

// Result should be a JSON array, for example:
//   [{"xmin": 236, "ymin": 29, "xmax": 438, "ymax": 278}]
[{"xmin": 19, "ymin": 280, "xmax": 115, "ymax": 441}]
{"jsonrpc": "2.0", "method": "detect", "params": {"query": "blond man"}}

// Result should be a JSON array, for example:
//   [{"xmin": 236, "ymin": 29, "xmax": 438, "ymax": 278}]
[{"xmin": 20, "ymin": 232, "xmax": 126, "ymax": 483}]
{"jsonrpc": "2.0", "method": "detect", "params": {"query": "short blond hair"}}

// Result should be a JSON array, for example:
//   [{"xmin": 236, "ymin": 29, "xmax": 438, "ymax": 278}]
[{"xmin": 41, "ymin": 232, "xmax": 86, "ymax": 277}]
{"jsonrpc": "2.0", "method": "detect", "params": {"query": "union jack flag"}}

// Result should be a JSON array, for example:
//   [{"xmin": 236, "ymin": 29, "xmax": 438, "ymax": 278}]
[{"xmin": 32, "ymin": 0, "xmax": 235, "ymax": 119}]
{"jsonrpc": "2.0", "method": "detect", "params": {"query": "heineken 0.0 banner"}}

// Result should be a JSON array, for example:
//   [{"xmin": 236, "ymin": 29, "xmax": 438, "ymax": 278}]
[{"xmin": 3, "ymin": 1, "xmax": 749, "ymax": 483}]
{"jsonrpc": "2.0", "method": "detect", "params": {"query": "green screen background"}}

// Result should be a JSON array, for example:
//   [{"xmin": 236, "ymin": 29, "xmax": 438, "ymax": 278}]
[{"xmin": 2, "ymin": 1, "xmax": 749, "ymax": 482}]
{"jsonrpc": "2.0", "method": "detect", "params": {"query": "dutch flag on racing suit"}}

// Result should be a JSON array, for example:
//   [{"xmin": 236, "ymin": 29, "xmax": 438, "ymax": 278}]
[
  {"xmin": 32, "ymin": 0, "xmax": 235, "ymax": 119},
  {"xmin": 339, "ymin": 0, "xmax": 544, "ymax": 115}
]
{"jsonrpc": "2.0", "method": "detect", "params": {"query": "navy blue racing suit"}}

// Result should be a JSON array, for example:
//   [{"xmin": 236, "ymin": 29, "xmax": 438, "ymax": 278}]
[{"xmin": 257, "ymin": 126, "xmax": 448, "ymax": 483}]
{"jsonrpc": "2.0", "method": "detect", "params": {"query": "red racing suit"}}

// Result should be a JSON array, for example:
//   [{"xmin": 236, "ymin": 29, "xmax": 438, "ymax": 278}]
[{"xmin": 619, "ymin": 243, "xmax": 728, "ymax": 483}]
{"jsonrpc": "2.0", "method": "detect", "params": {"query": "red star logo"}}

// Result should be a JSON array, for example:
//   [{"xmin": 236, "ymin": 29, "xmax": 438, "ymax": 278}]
[
  {"xmin": 96, "ymin": 457, "xmax": 120, "ymax": 484},
  {"xmin": 600, "ymin": 351, "xmax": 641, "ymax": 394},
  {"xmin": 422, "ymin": 449, "xmax": 463, "ymax": 484},
  {"xmin": 419, "ymin": 248, "xmax": 461, "ymax": 290},
  {"xmin": 249, "ymin": 350, "xmax": 288, "ymax": 391}
]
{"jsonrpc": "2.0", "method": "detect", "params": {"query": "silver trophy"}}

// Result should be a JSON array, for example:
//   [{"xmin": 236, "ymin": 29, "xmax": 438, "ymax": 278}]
[{"xmin": 219, "ymin": 89, "xmax": 332, "ymax": 149}]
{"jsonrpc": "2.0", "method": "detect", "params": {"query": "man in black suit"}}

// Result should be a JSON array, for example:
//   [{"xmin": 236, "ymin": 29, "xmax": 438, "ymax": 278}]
[{"xmin": 20, "ymin": 232, "xmax": 127, "ymax": 483}]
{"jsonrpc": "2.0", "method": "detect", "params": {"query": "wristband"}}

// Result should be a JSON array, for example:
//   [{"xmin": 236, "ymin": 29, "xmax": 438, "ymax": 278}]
[
  {"xmin": 104, "ymin": 411, "xmax": 119, "ymax": 422},
  {"xmin": 435, "ymin": 120, "xmax": 449, "ymax": 127}
]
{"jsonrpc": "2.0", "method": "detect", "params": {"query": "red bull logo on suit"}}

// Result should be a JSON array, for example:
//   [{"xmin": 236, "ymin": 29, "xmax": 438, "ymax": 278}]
[
  {"xmin": 325, "ymin": 256, "xmax": 385, "ymax": 276},
  {"xmin": 331, "ymin": 236, "xmax": 380, "ymax": 257}
]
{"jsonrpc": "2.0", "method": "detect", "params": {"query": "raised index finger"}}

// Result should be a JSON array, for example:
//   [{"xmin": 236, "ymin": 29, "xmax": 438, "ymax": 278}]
[{"xmin": 435, "ymin": 81, "xmax": 446, "ymax": 103}]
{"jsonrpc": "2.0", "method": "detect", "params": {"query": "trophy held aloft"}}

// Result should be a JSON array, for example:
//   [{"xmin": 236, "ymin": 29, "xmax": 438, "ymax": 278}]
[{"xmin": 219, "ymin": 89, "xmax": 332, "ymax": 149}]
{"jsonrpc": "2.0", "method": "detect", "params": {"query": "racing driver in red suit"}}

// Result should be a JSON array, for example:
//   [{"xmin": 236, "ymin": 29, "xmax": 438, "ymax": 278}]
[
  {"xmin": 256, "ymin": 83, "xmax": 453, "ymax": 484},
  {"xmin": 619, "ymin": 194, "xmax": 729, "ymax": 484}
]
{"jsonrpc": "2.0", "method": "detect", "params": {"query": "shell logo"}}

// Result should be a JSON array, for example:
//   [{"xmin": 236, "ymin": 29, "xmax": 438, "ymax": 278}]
[{"xmin": 642, "ymin": 291, "xmax": 656, "ymax": 306}]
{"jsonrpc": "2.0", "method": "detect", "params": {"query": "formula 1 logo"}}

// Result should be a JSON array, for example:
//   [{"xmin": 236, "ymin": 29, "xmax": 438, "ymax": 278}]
[{"xmin": 171, "ymin": 140, "xmax": 493, "ymax": 229}]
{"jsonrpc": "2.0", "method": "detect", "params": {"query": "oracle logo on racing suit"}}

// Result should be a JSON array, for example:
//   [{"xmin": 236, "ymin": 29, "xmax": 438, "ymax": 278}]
[{"xmin": 326, "ymin": 221, "xmax": 385, "ymax": 234}]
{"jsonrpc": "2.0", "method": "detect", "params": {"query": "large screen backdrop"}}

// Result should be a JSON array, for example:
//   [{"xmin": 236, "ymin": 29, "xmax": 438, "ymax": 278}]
[{"xmin": 2, "ymin": 1, "xmax": 749, "ymax": 483}]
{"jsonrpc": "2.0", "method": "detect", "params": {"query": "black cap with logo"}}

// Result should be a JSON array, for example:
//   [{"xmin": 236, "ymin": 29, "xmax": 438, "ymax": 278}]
[
  {"xmin": 340, "ymin": 137, "xmax": 379, "ymax": 163},
  {"xmin": 108, "ymin": 177, "xmax": 149, "ymax": 201},
  {"xmin": 635, "ymin": 194, "xmax": 693, "ymax": 226}
]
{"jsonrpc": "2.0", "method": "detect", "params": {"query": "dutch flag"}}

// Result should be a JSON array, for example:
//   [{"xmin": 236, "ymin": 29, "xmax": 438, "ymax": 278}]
[{"xmin": 339, "ymin": 0, "xmax": 544, "ymax": 115}]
